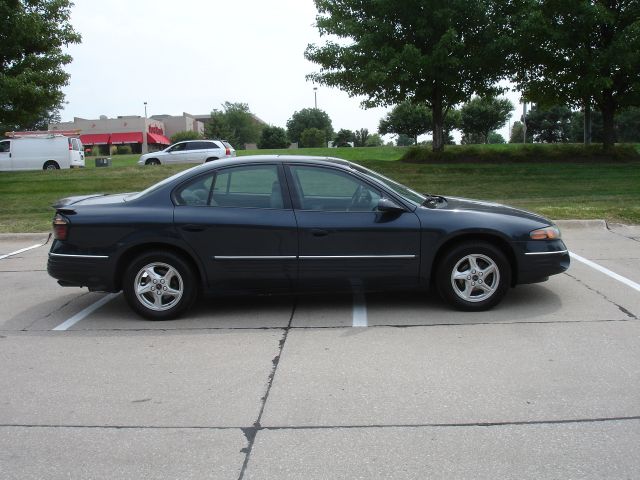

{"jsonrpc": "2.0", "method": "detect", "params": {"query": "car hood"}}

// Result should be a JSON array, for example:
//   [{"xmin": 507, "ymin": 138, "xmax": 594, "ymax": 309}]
[
  {"xmin": 52, "ymin": 193, "xmax": 134, "ymax": 209},
  {"xmin": 439, "ymin": 196, "xmax": 551, "ymax": 224}
]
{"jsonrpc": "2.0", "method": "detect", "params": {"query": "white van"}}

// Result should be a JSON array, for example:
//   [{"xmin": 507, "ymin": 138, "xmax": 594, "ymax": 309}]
[{"xmin": 0, "ymin": 135, "xmax": 85, "ymax": 171}]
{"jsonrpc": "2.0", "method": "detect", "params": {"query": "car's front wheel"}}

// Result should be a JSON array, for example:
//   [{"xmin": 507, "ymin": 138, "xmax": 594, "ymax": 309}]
[
  {"xmin": 436, "ymin": 242, "xmax": 510, "ymax": 311},
  {"xmin": 145, "ymin": 158, "xmax": 160, "ymax": 165},
  {"xmin": 123, "ymin": 251, "xmax": 197, "ymax": 320}
]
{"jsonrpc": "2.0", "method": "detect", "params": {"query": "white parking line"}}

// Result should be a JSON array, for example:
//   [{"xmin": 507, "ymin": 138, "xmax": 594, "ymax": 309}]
[
  {"xmin": 352, "ymin": 291, "xmax": 368, "ymax": 327},
  {"xmin": 0, "ymin": 243, "xmax": 44, "ymax": 260},
  {"xmin": 570, "ymin": 251, "xmax": 640, "ymax": 293},
  {"xmin": 52, "ymin": 293, "xmax": 120, "ymax": 331}
]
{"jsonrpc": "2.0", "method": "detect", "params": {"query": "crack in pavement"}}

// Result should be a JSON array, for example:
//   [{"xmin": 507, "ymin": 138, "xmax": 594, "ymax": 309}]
[
  {"xmin": 9, "ymin": 315, "xmax": 636, "ymax": 335},
  {"xmin": 564, "ymin": 272, "xmax": 638, "ymax": 320},
  {"xmin": 2, "ymin": 414, "xmax": 640, "ymax": 431},
  {"xmin": 237, "ymin": 297, "xmax": 297, "ymax": 480}
]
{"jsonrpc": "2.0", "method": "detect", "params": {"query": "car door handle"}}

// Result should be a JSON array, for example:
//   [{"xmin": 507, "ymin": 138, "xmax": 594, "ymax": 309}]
[
  {"xmin": 310, "ymin": 229, "xmax": 329, "ymax": 237},
  {"xmin": 181, "ymin": 224, "xmax": 205, "ymax": 232}
]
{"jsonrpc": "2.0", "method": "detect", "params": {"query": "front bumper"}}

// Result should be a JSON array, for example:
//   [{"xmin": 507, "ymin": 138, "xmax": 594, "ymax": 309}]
[{"xmin": 515, "ymin": 239, "xmax": 570, "ymax": 284}]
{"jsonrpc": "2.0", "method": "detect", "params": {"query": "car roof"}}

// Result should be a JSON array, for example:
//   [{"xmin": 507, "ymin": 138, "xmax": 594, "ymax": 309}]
[{"xmin": 203, "ymin": 155, "xmax": 352, "ymax": 170}]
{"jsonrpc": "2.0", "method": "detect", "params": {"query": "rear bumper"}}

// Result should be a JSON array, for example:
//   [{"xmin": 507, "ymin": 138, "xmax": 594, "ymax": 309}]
[{"xmin": 47, "ymin": 253, "xmax": 117, "ymax": 292}]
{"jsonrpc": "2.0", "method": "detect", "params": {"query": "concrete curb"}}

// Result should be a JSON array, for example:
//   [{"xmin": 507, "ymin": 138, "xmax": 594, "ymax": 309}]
[
  {"xmin": 0, "ymin": 233, "xmax": 51, "ymax": 242},
  {"xmin": 554, "ymin": 219, "xmax": 608, "ymax": 230}
]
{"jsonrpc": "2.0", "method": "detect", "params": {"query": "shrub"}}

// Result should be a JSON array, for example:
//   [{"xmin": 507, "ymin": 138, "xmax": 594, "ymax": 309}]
[
  {"xmin": 116, "ymin": 145, "xmax": 132, "ymax": 155},
  {"xmin": 300, "ymin": 128, "xmax": 326, "ymax": 148},
  {"xmin": 258, "ymin": 125, "xmax": 289, "ymax": 149},
  {"xmin": 170, "ymin": 130, "xmax": 203, "ymax": 144},
  {"xmin": 401, "ymin": 143, "xmax": 640, "ymax": 164}
]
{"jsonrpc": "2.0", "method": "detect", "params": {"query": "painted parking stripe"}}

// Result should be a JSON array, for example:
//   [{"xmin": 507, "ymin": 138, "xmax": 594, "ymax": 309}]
[
  {"xmin": 0, "ymin": 234, "xmax": 50, "ymax": 260},
  {"xmin": 52, "ymin": 293, "xmax": 120, "ymax": 331},
  {"xmin": 570, "ymin": 251, "xmax": 640, "ymax": 293},
  {"xmin": 0, "ymin": 243, "xmax": 44, "ymax": 260},
  {"xmin": 352, "ymin": 291, "xmax": 368, "ymax": 327}
]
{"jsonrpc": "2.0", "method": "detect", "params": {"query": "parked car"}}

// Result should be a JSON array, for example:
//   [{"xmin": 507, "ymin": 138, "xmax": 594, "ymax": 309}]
[
  {"xmin": 0, "ymin": 135, "xmax": 84, "ymax": 171},
  {"xmin": 138, "ymin": 140, "xmax": 235, "ymax": 166},
  {"xmin": 48, "ymin": 155, "xmax": 569, "ymax": 320}
]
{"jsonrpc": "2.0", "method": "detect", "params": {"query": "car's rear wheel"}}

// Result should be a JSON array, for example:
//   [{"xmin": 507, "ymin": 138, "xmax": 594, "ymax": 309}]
[
  {"xmin": 145, "ymin": 158, "xmax": 160, "ymax": 165},
  {"xmin": 205, "ymin": 157, "xmax": 219, "ymax": 162},
  {"xmin": 123, "ymin": 251, "xmax": 197, "ymax": 320},
  {"xmin": 43, "ymin": 161, "xmax": 60, "ymax": 170},
  {"xmin": 436, "ymin": 242, "xmax": 510, "ymax": 311}
]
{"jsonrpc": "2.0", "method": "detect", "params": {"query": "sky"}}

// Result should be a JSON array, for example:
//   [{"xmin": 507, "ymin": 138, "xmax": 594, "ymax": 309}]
[{"xmin": 59, "ymin": 0, "xmax": 524, "ymax": 143}]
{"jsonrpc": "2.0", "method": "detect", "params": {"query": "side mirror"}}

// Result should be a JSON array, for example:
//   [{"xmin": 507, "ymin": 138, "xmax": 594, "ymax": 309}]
[{"xmin": 377, "ymin": 198, "xmax": 405, "ymax": 213}]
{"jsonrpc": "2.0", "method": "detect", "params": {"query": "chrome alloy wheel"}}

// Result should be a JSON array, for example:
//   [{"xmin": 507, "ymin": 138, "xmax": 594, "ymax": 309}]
[
  {"xmin": 450, "ymin": 254, "xmax": 500, "ymax": 303},
  {"xmin": 134, "ymin": 262, "xmax": 184, "ymax": 311}
]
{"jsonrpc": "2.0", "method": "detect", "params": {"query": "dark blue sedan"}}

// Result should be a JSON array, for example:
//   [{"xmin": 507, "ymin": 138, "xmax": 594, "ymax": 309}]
[{"xmin": 48, "ymin": 156, "xmax": 569, "ymax": 319}]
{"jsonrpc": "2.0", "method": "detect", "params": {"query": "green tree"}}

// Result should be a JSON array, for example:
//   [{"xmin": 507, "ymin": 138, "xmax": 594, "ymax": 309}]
[
  {"xmin": 300, "ymin": 128, "xmax": 327, "ymax": 148},
  {"xmin": 512, "ymin": 0, "xmax": 640, "ymax": 149},
  {"xmin": 509, "ymin": 121, "xmax": 533, "ymax": 144},
  {"xmin": 258, "ymin": 125, "xmax": 289, "ymax": 149},
  {"xmin": 525, "ymin": 105, "xmax": 572, "ymax": 143},
  {"xmin": 365, "ymin": 133, "xmax": 384, "ymax": 147},
  {"xmin": 460, "ymin": 96, "xmax": 513, "ymax": 144},
  {"xmin": 0, "ymin": 0, "xmax": 81, "ymax": 133},
  {"xmin": 353, "ymin": 128, "xmax": 369, "ymax": 147},
  {"xmin": 378, "ymin": 101, "xmax": 432, "ymax": 145},
  {"xmin": 396, "ymin": 134, "xmax": 414, "ymax": 147},
  {"xmin": 487, "ymin": 132, "xmax": 506, "ymax": 144},
  {"xmin": 170, "ymin": 130, "xmax": 203, "ymax": 144},
  {"xmin": 205, "ymin": 102, "xmax": 262, "ymax": 150},
  {"xmin": 286, "ymin": 108, "xmax": 334, "ymax": 145},
  {"xmin": 333, "ymin": 128, "xmax": 355, "ymax": 146},
  {"xmin": 305, "ymin": 0, "xmax": 508, "ymax": 152},
  {"xmin": 616, "ymin": 107, "xmax": 640, "ymax": 143}
]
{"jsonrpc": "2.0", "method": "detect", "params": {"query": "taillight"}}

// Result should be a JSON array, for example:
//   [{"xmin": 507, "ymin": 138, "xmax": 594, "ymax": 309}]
[
  {"xmin": 53, "ymin": 214, "xmax": 69, "ymax": 240},
  {"xmin": 68, "ymin": 139, "xmax": 73, "ymax": 150},
  {"xmin": 225, "ymin": 147, "xmax": 231, "ymax": 156}
]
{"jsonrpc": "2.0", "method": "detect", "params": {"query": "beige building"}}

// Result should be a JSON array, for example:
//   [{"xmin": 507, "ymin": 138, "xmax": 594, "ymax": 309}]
[{"xmin": 50, "ymin": 113, "xmax": 203, "ymax": 154}]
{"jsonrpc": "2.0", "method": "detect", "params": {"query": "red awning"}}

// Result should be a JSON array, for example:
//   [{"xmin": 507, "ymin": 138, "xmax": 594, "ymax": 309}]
[
  {"xmin": 80, "ymin": 134, "xmax": 111, "ymax": 145},
  {"xmin": 110, "ymin": 132, "xmax": 143, "ymax": 144},
  {"xmin": 147, "ymin": 132, "xmax": 171, "ymax": 145}
]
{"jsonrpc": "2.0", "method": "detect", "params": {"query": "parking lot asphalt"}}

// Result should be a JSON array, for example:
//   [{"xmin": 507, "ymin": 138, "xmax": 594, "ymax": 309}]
[{"xmin": 0, "ymin": 222, "xmax": 639, "ymax": 479}]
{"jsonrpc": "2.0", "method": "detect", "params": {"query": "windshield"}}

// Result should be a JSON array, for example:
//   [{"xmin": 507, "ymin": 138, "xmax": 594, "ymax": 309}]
[
  {"xmin": 126, "ymin": 164, "xmax": 207, "ymax": 201},
  {"xmin": 350, "ymin": 164, "xmax": 426, "ymax": 206}
]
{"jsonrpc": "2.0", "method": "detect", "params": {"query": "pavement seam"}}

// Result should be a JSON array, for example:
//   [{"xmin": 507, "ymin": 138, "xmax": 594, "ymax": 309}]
[
  {"xmin": 237, "ymin": 296, "xmax": 297, "ymax": 480},
  {"xmin": 564, "ymin": 272, "xmax": 638, "ymax": 320},
  {"xmin": 2, "ymin": 415, "xmax": 639, "ymax": 431},
  {"xmin": 605, "ymin": 221, "xmax": 640, "ymax": 244},
  {"xmin": 6, "ymin": 316, "xmax": 636, "ymax": 335}
]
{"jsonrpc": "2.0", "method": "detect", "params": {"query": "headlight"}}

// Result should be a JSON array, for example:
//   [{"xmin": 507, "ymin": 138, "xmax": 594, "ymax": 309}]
[{"xmin": 530, "ymin": 226, "xmax": 561, "ymax": 240}]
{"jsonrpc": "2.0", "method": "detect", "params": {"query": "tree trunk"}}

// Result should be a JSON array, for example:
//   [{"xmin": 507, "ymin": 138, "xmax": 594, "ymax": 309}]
[
  {"xmin": 583, "ymin": 101, "xmax": 592, "ymax": 145},
  {"xmin": 600, "ymin": 92, "xmax": 616, "ymax": 151},
  {"xmin": 431, "ymin": 96, "xmax": 445, "ymax": 152}
]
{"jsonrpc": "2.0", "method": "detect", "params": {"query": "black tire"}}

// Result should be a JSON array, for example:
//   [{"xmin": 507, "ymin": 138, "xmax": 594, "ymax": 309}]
[
  {"xmin": 436, "ymin": 241, "xmax": 511, "ymax": 311},
  {"xmin": 205, "ymin": 157, "xmax": 219, "ymax": 162},
  {"xmin": 43, "ymin": 161, "xmax": 60, "ymax": 170},
  {"xmin": 123, "ymin": 250, "xmax": 198, "ymax": 320},
  {"xmin": 145, "ymin": 158, "xmax": 160, "ymax": 165}
]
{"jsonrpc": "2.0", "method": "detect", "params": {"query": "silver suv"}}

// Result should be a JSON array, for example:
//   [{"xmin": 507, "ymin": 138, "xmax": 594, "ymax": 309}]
[{"xmin": 138, "ymin": 140, "xmax": 236, "ymax": 165}]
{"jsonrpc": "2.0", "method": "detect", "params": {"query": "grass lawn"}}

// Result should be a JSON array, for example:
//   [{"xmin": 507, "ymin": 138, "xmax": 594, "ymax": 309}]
[{"xmin": 1, "ymin": 145, "xmax": 638, "ymax": 232}]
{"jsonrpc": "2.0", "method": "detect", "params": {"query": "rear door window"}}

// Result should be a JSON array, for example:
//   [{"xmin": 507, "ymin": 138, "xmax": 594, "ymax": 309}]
[
  {"xmin": 174, "ymin": 164, "xmax": 286, "ymax": 209},
  {"xmin": 213, "ymin": 165, "xmax": 284, "ymax": 209},
  {"xmin": 0, "ymin": 140, "xmax": 10, "ymax": 153}
]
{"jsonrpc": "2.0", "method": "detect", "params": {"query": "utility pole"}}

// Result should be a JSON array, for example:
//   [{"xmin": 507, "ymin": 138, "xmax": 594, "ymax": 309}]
[
  {"xmin": 144, "ymin": 101, "xmax": 148, "ymax": 118},
  {"xmin": 313, "ymin": 87, "xmax": 318, "ymax": 109},
  {"xmin": 522, "ymin": 102, "xmax": 528, "ymax": 144}
]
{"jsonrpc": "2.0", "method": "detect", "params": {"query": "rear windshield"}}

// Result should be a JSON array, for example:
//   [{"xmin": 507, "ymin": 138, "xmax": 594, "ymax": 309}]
[
  {"xmin": 222, "ymin": 141, "xmax": 232, "ymax": 149},
  {"xmin": 126, "ymin": 164, "xmax": 208, "ymax": 201}
]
